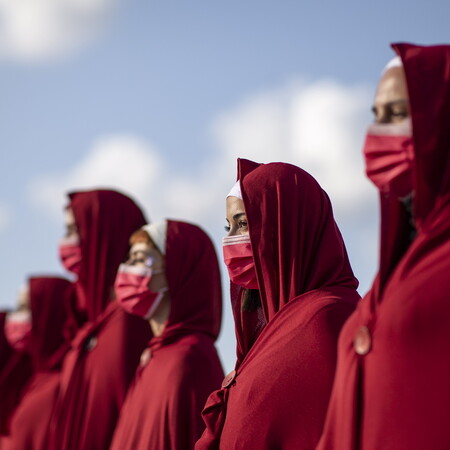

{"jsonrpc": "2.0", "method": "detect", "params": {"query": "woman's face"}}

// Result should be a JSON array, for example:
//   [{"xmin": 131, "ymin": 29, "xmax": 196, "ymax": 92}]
[
  {"xmin": 127, "ymin": 240, "xmax": 167, "ymax": 292},
  {"xmin": 64, "ymin": 207, "xmax": 79, "ymax": 239},
  {"xmin": 373, "ymin": 66, "xmax": 410, "ymax": 124},
  {"xmin": 225, "ymin": 196, "xmax": 249, "ymax": 236}
]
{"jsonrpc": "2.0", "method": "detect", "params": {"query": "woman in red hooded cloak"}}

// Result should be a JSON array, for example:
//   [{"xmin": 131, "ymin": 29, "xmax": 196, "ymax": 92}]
[
  {"xmin": 318, "ymin": 43, "xmax": 450, "ymax": 450},
  {"xmin": 48, "ymin": 189, "xmax": 152, "ymax": 450},
  {"xmin": 196, "ymin": 159, "xmax": 360, "ymax": 449},
  {"xmin": 3, "ymin": 276, "xmax": 74, "ymax": 450},
  {"xmin": 110, "ymin": 219, "xmax": 224, "ymax": 450},
  {"xmin": 0, "ymin": 303, "xmax": 33, "ymax": 440}
]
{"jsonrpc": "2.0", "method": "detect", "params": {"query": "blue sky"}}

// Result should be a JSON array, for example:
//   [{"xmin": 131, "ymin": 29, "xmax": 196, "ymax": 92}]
[{"xmin": 1, "ymin": 0, "xmax": 449, "ymax": 371}]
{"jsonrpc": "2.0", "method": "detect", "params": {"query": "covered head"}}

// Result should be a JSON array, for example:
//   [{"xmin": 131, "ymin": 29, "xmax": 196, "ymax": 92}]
[
  {"xmin": 369, "ymin": 44, "xmax": 450, "ymax": 287},
  {"xmin": 392, "ymin": 43, "xmax": 450, "ymax": 225},
  {"xmin": 125, "ymin": 219, "xmax": 223, "ymax": 344},
  {"xmin": 67, "ymin": 189, "xmax": 147, "ymax": 320},
  {"xmin": 231, "ymin": 158, "xmax": 358, "ymax": 323},
  {"xmin": 163, "ymin": 220, "xmax": 222, "ymax": 341}
]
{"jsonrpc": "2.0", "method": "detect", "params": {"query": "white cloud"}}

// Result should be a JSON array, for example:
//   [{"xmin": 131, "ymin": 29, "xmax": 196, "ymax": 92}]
[
  {"xmin": 0, "ymin": 201, "xmax": 12, "ymax": 234},
  {"xmin": 0, "ymin": 0, "xmax": 117, "ymax": 62},
  {"xmin": 29, "ymin": 135, "xmax": 164, "ymax": 219},
  {"xmin": 29, "ymin": 77, "xmax": 377, "ymax": 239},
  {"xmin": 209, "ymin": 79, "xmax": 375, "ymax": 218}
]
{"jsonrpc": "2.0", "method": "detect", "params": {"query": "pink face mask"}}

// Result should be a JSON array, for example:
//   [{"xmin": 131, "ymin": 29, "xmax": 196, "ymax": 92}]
[
  {"xmin": 363, "ymin": 119, "xmax": 414, "ymax": 198},
  {"xmin": 4, "ymin": 310, "xmax": 32, "ymax": 352},
  {"xmin": 223, "ymin": 235, "xmax": 259, "ymax": 290},
  {"xmin": 59, "ymin": 235, "xmax": 82, "ymax": 275},
  {"xmin": 114, "ymin": 263, "xmax": 167, "ymax": 319}
]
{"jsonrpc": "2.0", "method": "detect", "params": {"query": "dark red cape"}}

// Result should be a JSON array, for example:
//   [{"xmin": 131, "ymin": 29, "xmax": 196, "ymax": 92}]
[
  {"xmin": 0, "ymin": 313, "xmax": 32, "ymax": 437},
  {"xmin": 3, "ymin": 277, "xmax": 73, "ymax": 450},
  {"xmin": 110, "ymin": 220, "xmax": 224, "ymax": 450},
  {"xmin": 318, "ymin": 43, "xmax": 450, "ymax": 450},
  {"xmin": 48, "ymin": 190, "xmax": 152, "ymax": 450},
  {"xmin": 197, "ymin": 159, "xmax": 359, "ymax": 449}
]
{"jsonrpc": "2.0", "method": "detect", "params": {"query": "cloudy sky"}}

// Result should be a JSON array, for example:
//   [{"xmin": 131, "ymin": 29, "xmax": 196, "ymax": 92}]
[{"xmin": 1, "ymin": 0, "xmax": 449, "ymax": 371}]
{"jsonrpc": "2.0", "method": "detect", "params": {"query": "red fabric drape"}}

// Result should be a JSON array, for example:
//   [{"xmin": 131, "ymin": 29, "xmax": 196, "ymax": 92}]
[
  {"xmin": 318, "ymin": 43, "xmax": 450, "ymax": 450},
  {"xmin": 0, "ymin": 312, "xmax": 33, "ymax": 437},
  {"xmin": 110, "ymin": 220, "xmax": 224, "ymax": 450},
  {"xmin": 197, "ymin": 159, "xmax": 360, "ymax": 449},
  {"xmin": 48, "ymin": 189, "xmax": 152, "ymax": 450},
  {"xmin": 3, "ymin": 277, "xmax": 73, "ymax": 450}
]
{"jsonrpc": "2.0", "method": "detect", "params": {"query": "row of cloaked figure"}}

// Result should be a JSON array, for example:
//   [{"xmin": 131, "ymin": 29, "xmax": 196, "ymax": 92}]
[{"xmin": 1, "ymin": 42, "xmax": 450, "ymax": 450}]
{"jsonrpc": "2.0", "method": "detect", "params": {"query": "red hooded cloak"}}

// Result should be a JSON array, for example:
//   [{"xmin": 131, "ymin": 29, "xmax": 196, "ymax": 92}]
[
  {"xmin": 318, "ymin": 43, "xmax": 450, "ymax": 450},
  {"xmin": 197, "ymin": 159, "xmax": 360, "ymax": 449},
  {"xmin": 0, "ymin": 313, "xmax": 33, "ymax": 437},
  {"xmin": 48, "ymin": 190, "xmax": 152, "ymax": 450},
  {"xmin": 3, "ymin": 277, "xmax": 74, "ymax": 450},
  {"xmin": 110, "ymin": 220, "xmax": 224, "ymax": 450}
]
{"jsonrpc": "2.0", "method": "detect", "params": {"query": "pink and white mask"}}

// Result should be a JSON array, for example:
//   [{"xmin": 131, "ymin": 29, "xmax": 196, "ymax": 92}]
[
  {"xmin": 114, "ymin": 262, "xmax": 167, "ymax": 319},
  {"xmin": 363, "ymin": 118, "xmax": 414, "ymax": 198},
  {"xmin": 59, "ymin": 235, "xmax": 82, "ymax": 275},
  {"xmin": 223, "ymin": 235, "xmax": 259, "ymax": 290},
  {"xmin": 4, "ymin": 310, "xmax": 32, "ymax": 352}
]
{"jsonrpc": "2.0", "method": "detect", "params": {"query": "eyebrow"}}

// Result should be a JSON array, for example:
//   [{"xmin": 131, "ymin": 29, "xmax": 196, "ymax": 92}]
[
  {"xmin": 233, "ymin": 212, "xmax": 246, "ymax": 221},
  {"xmin": 225, "ymin": 212, "xmax": 246, "ymax": 223},
  {"xmin": 372, "ymin": 99, "xmax": 409, "ymax": 112}
]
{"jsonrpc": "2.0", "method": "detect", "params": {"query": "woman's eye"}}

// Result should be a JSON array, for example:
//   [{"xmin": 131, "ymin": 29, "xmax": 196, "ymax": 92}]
[
  {"xmin": 392, "ymin": 111, "xmax": 408, "ymax": 117},
  {"xmin": 224, "ymin": 225, "xmax": 231, "ymax": 232},
  {"xmin": 238, "ymin": 221, "xmax": 248, "ymax": 229}
]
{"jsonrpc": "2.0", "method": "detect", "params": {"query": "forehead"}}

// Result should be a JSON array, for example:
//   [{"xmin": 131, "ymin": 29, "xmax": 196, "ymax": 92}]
[
  {"xmin": 374, "ymin": 66, "xmax": 409, "ymax": 106},
  {"xmin": 130, "ymin": 241, "xmax": 153, "ymax": 253},
  {"xmin": 226, "ymin": 196, "xmax": 245, "ymax": 218}
]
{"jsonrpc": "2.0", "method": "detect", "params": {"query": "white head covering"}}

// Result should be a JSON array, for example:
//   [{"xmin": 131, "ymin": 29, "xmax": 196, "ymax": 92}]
[
  {"xmin": 227, "ymin": 180, "xmax": 242, "ymax": 199},
  {"xmin": 142, "ymin": 220, "xmax": 168, "ymax": 255},
  {"xmin": 382, "ymin": 56, "xmax": 403, "ymax": 75}
]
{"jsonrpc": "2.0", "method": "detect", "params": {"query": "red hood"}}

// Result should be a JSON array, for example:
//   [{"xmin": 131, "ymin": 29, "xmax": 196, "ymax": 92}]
[
  {"xmin": 237, "ymin": 158, "xmax": 358, "ymax": 323},
  {"xmin": 69, "ymin": 189, "xmax": 147, "ymax": 321},
  {"xmin": 376, "ymin": 43, "xmax": 450, "ymax": 290},
  {"xmin": 150, "ymin": 220, "xmax": 222, "ymax": 348}
]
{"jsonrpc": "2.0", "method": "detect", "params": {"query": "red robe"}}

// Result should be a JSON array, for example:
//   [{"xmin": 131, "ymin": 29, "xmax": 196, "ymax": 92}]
[
  {"xmin": 48, "ymin": 190, "xmax": 151, "ymax": 450},
  {"xmin": 3, "ymin": 277, "xmax": 74, "ymax": 450},
  {"xmin": 318, "ymin": 43, "xmax": 450, "ymax": 450},
  {"xmin": 197, "ymin": 159, "xmax": 360, "ymax": 449},
  {"xmin": 0, "ymin": 312, "xmax": 32, "ymax": 438},
  {"xmin": 110, "ymin": 220, "xmax": 224, "ymax": 450}
]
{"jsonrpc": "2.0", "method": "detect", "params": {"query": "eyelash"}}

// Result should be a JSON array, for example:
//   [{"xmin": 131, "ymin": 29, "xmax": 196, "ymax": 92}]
[{"xmin": 224, "ymin": 220, "xmax": 248, "ymax": 233}]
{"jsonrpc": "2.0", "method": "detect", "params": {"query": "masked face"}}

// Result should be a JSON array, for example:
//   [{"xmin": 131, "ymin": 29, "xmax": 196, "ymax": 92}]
[
  {"xmin": 4, "ymin": 310, "xmax": 32, "ymax": 352},
  {"xmin": 114, "ymin": 263, "xmax": 167, "ymax": 319},
  {"xmin": 114, "ymin": 241, "xmax": 168, "ymax": 319},
  {"xmin": 365, "ymin": 64, "xmax": 414, "ymax": 198},
  {"xmin": 59, "ymin": 235, "xmax": 82, "ymax": 275},
  {"xmin": 224, "ymin": 195, "xmax": 258, "ymax": 290},
  {"xmin": 363, "ymin": 118, "xmax": 414, "ymax": 198},
  {"xmin": 223, "ymin": 234, "xmax": 258, "ymax": 289},
  {"xmin": 59, "ymin": 207, "xmax": 82, "ymax": 275}
]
